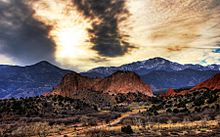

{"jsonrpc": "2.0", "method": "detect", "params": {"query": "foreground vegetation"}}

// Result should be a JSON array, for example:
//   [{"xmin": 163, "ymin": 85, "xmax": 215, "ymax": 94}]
[
  {"xmin": 0, "ymin": 89, "xmax": 219, "ymax": 136},
  {"xmin": 0, "ymin": 95, "xmax": 97, "ymax": 118},
  {"xmin": 143, "ymin": 88, "xmax": 220, "ymax": 122}
]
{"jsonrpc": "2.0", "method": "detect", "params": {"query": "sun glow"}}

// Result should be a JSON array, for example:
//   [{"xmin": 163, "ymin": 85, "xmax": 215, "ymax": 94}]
[
  {"xmin": 53, "ymin": 26, "xmax": 89, "ymax": 58},
  {"xmin": 27, "ymin": 0, "xmax": 220, "ymax": 71},
  {"xmin": 29, "ymin": 0, "xmax": 98, "ymax": 68}
]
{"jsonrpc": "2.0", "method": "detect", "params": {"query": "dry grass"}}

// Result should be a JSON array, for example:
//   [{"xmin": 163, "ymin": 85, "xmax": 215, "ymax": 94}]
[
  {"xmin": 144, "ymin": 120, "xmax": 218, "ymax": 129},
  {"xmin": 0, "ymin": 122, "xmax": 64, "ymax": 137},
  {"xmin": 52, "ymin": 119, "xmax": 218, "ymax": 137},
  {"xmin": 98, "ymin": 120, "xmax": 218, "ymax": 132},
  {"xmin": 81, "ymin": 120, "xmax": 219, "ymax": 137}
]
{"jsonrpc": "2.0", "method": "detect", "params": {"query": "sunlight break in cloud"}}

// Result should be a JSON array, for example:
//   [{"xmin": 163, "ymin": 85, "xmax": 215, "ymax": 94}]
[{"xmin": 26, "ymin": 0, "xmax": 220, "ymax": 71}]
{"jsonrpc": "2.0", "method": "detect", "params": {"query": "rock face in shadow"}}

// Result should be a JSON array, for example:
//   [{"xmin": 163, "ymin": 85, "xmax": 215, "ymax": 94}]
[{"xmin": 48, "ymin": 71, "xmax": 153, "ymax": 97}]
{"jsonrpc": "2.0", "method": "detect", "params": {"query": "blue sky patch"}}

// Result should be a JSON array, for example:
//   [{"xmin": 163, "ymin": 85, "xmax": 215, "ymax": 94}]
[{"xmin": 212, "ymin": 48, "xmax": 220, "ymax": 53}]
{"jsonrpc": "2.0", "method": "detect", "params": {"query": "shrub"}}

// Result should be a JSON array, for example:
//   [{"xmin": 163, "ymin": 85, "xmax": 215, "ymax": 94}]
[
  {"xmin": 194, "ymin": 98, "xmax": 204, "ymax": 106},
  {"xmin": 121, "ymin": 125, "xmax": 133, "ymax": 134},
  {"xmin": 166, "ymin": 108, "xmax": 172, "ymax": 113},
  {"xmin": 147, "ymin": 106, "xmax": 159, "ymax": 116},
  {"xmin": 173, "ymin": 109, "xmax": 179, "ymax": 114},
  {"xmin": 194, "ymin": 107, "xmax": 201, "ymax": 113},
  {"xmin": 207, "ymin": 95, "xmax": 218, "ymax": 104},
  {"xmin": 85, "ymin": 129, "xmax": 110, "ymax": 137}
]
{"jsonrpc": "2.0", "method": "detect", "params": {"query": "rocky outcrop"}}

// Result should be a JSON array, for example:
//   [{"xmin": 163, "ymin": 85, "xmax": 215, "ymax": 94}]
[
  {"xmin": 49, "ymin": 71, "xmax": 153, "ymax": 97},
  {"xmin": 160, "ymin": 88, "xmax": 177, "ymax": 97},
  {"xmin": 190, "ymin": 73, "xmax": 220, "ymax": 91},
  {"xmin": 165, "ymin": 73, "xmax": 220, "ymax": 96}
]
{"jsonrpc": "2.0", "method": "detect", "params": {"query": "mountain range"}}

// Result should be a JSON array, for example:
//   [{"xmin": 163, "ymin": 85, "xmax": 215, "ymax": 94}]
[
  {"xmin": 0, "ymin": 61, "xmax": 71, "ymax": 98},
  {"xmin": 82, "ymin": 58, "xmax": 220, "ymax": 76},
  {"xmin": 82, "ymin": 58, "xmax": 220, "ymax": 91},
  {"xmin": 0, "ymin": 57, "xmax": 219, "ymax": 98}
]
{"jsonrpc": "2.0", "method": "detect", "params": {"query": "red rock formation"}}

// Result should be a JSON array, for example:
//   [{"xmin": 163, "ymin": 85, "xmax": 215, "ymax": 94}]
[
  {"xmin": 172, "ymin": 73, "xmax": 220, "ymax": 96},
  {"xmin": 190, "ymin": 73, "xmax": 220, "ymax": 91},
  {"xmin": 160, "ymin": 88, "xmax": 177, "ymax": 97},
  {"xmin": 48, "ymin": 71, "xmax": 153, "ymax": 97}
]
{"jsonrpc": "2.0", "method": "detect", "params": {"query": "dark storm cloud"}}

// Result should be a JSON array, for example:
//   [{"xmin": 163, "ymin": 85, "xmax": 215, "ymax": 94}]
[
  {"xmin": 72, "ymin": 0, "xmax": 136, "ymax": 57},
  {"xmin": 0, "ymin": 0, "xmax": 55, "ymax": 64},
  {"xmin": 89, "ymin": 57, "xmax": 109, "ymax": 63},
  {"xmin": 210, "ymin": 0, "xmax": 220, "ymax": 8}
]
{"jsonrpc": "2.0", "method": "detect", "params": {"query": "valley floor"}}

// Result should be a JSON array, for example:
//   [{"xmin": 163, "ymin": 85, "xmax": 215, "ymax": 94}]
[
  {"xmin": 44, "ymin": 108, "xmax": 220, "ymax": 137},
  {"xmin": 1, "ymin": 104, "xmax": 220, "ymax": 137}
]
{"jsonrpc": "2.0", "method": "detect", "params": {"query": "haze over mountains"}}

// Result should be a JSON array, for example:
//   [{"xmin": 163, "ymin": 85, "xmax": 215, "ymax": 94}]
[{"xmin": 0, "ymin": 57, "xmax": 219, "ymax": 99}]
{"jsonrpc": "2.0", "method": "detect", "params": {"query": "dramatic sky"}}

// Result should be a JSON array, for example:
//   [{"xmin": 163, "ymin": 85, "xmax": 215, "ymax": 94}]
[{"xmin": 0, "ymin": 0, "xmax": 220, "ymax": 71}]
